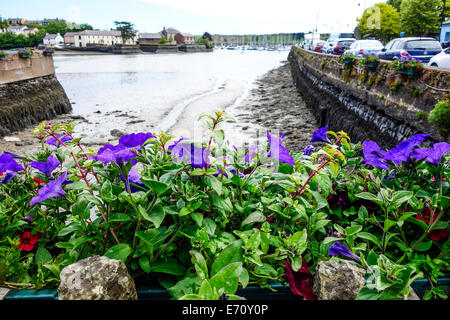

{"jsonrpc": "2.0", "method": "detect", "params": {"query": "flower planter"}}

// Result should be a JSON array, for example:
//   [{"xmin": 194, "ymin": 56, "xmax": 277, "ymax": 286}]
[
  {"xmin": 395, "ymin": 68, "xmax": 419, "ymax": 77},
  {"xmin": 43, "ymin": 52, "xmax": 54, "ymax": 56},
  {"xmin": 3, "ymin": 278, "xmax": 449, "ymax": 300},
  {"xmin": 18, "ymin": 53, "xmax": 31, "ymax": 59},
  {"xmin": 364, "ymin": 61, "xmax": 379, "ymax": 69}
]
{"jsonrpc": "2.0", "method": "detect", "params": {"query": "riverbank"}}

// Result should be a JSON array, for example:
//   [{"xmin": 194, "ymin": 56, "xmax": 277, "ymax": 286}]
[{"xmin": 0, "ymin": 60, "xmax": 317, "ymax": 156}]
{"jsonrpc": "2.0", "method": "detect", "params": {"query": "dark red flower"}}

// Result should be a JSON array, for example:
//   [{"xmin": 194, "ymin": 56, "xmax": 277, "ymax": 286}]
[
  {"xmin": 17, "ymin": 231, "xmax": 40, "ymax": 251},
  {"xmin": 33, "ymin": 177, "xmax": 45, "ymax": 184},
  {"xmin": 416, "ymin": 208, "xmax": 449, "ymax": 241},
  {"xmin": 283, "ymin": 258, "xmax": 316, "ymax": 300}
]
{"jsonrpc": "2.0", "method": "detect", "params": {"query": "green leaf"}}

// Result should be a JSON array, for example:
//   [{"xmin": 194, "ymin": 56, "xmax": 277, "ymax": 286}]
[
  {"xmin": 309, "ymin": 190, "xmax": 328, "ymax": 210},
  {"xmin": 108, "ymin": 213, "xmax": 132, "ymax": 223},
  {"xmin": 241, "ymin": 211, "xmax": 266, "ymax": 227},
  {"xmin": 211, "ymin": 239, "xmax": 244, "ymax": 276},
  {"xmin": 210, "ymin": 195, "xmax": 233, "ymax": 212},
  {"xmin": 100, "ymin": 180, "xmax": 116, "ymax": 202},
  {"xmin": 198, "ymin": 279, "xmax": 214, "ymax": 299},
  {"xmin": 356, "ymin": 192, "xmax": 384, "ymax": 206},
  {"xmin": 35, "ymin": 247, "xmax": 52, "ymax": 266},
  {"xmin": 151, "ymin": 257, "xmax": 186, "ymax": 276},
  {"xmin": 406, "ymin": 216, "xmax": 428, "ymax": 230},
  {"xmin": 412, "ymin": 240, "xmax": 433, "ymax": 252},
  {"xmin": 312, "ymin": 219, "xmax": 331, "ymax": 235},
  {"xmin": 138, "ymin": 256, "xmax": 151, "ymax": 273},
  {"xmin": 357, "ymin": 232, "xmax": 382, "ymax": 249},
  {"xmin": 210, "ymin": 262, "xmax": 243, "ymax": 295},
  {"xmin": 383, "ymin": 219, "xmax": 397, "ymax": 233},
  {"xmin": 346, "ymin": 225, "xmax": 362, "ymax": 236},
  {"xmin": 140, "ymin": 178, "xmax": 169, "ymax": 196},
  {"xmin": 148, "ymin": 204, "xmax": 166, "ymax": 228},
  {"xmin": 58, "ymin": 223, "xmax": 82, "ymax": 237},
  {"xmin": 202, "ymin": 218, "xmax": 216, "ymax": 236},
  {"xmin": 191, "ymin": 212, "xmax": 203, "ymax": 227},
  {"xmin": 205, "ymin": 176, "xmax": 223, "ymax": 196},
  {"xmin": 358, "ymin": 206, "xmax": 369, "ymax": 220},
  {"xmin": 356, "ymin": 287, "xmax": 379, "ymax": 300},
  {"xmin": 104, "ymin": 243, "xmax": 132, "ymax": 262},
  {"xmin": 254, "ymin": 263, "xmax": 278, "ymax": 277},
  {"xmin": 390, "ymin": 191, "xmax": 413, "ymax": 208}
]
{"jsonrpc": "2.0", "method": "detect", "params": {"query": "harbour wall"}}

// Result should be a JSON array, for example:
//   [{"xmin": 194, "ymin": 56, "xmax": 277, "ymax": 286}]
[{"xmin": 288, "ymin": 47, "xmax": 450, "ymax": 148}]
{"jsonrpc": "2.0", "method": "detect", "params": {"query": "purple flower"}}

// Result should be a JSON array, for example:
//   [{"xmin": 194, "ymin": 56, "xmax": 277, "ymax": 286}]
[
  {"xmin": 29, "ymin": 155, "xmax": 61, "ymax": 177},
  {"xmin": 1, "ymin": 170, "xmax": 18, "ymax": 184},
  {"xmin": 45, "ymin": 135, "xmax": 73, "ymax": 148},
  {"xmin": 92, "ymin": 144, "xmax": 137, "ymax": 167},
  {"xmin": 244, "ymin": 145, "xmax": 258, "ymax": 163},
  {"xmin": 0, "ymin": 152, "xmax": 24, "ymax": 173},
  {"xmin": 328, "ymin": 241, "xmax": 361, "ymax": 264},
  {"xmin": 119, "ymin": 132, "xmax": 155, "ymax": 150},
  {"xmin": 303, "ymin": 145, "xmax": 315, "ymax": 156},
  {"xmin": 361, "ymin": 141, "xmax": 389, "ymax": 170},
  {"xmin": 171, "ymin": 142, "xmax": 209, "ymax": 169},
  {"xmin": 310, "ymin": 126, "xmax": 331, "ymax": 143},
  {"xmin": 412, "ymin": 142, "xmax": 450, "ymax": 166},
  {"xmin": 120, "ymin": 168, "xmax": 147, "ymax": 193},
  {"xmin": 3, "ymin": 152, "xmax": 25, "ymax": 160},
  {"xmin": 30, "ymin": 172, "xmax": 68, "ymax": 206},
  {"xmin": 384, "ymin": 170, "xmax": 396, "ymax": 180},
  {"xmin": 22, "ymin": 214, "xmax": 34, "ymax": 223},
  {"xmin": 267, "ymin": 132, "xmax": 295, "ymax": 166},
  {"xmin": 168, "ymin": 137, "xmax": 186, "ymax": 152},
  {"xmin": 384, "ymin": 134, "xmax": 429, "ymax": 166}
]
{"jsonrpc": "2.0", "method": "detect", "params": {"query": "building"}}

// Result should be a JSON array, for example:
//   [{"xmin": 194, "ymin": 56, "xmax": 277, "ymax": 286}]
[
  {"xmin": 74, "ymin": 30, "xmax": 137, "ymax": 47},
  {"xmin": 138, "ymin": 33, "xmax": 162, "ymax": 44},
  {"xmin": 22, "ymin": 27, "xmax": 38, "ymax": 37},
  {"xmin": 43, "ymin": 33, "xmax": 64, "ymax": 46},
  {"xmin": 174, "ymin": 33, "xmax": 195, "ymax": 45},
  {"xmin": 161, "ymin": 27, "xmax": 180, "ymax": 44},
  {"xmin": 8, "ymin": 18, "xmax": 25, "ymax": 25},
  {"xmin": 440, "ymin": 20, "xmax": 450, "ymax": 46},
  {"xmin": 64, "ymin": 32, "xmax": 80, "ymax": 44},
  {"xmin": 6, "ymin": 26, "xmax": 27, "ymax": 35}
]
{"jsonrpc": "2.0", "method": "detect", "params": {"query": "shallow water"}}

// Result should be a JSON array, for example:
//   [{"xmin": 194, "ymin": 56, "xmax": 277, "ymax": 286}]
[{"xmin": 53, "ymin": 49, "xmax": 289, "ymax": 145}]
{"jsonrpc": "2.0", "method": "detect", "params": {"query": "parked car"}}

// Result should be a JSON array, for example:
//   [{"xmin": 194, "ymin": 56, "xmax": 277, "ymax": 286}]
[
  {"xmin": 428, "ymin": 47, "xmax": 450, "ymax": 70},
  {"xmin": 322, "ymin": 40, "xmax": 337, "ymax": 54},
  {"xmin": 313, "ymin": 40, "xmax": 327, "ymax": 52},
  {"xmin": 345, "ymin": 40, "xmax": 384, "ymax": 57},
  {"xmin": 377, "ymin": 37, "xmax": 442, "ymax": 63},
  {"xmin": 330, "ymin": 38, "xmax": 356, "ymax": 55}
]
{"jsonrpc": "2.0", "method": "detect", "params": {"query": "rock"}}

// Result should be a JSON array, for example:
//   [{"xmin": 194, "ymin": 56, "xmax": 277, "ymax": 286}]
[
  {"xmin": 126, "ymin": 120, "xmax": 145, "ymax": 125},
  {"xmin": 58, "ymin": 256, "xmax": 138, "ymax": 300},
  {"xmin": 3, "ymin": 136, "xmax": 21, "ymax": 142},
  {"xmin": 313, "ymin": 260, "xmax": 366, "ymax": 300},
  {"xmin": 110, "ymin": 129, "xmax": 126, "ymax": 138},
  {"xmin": 0, "ymin": 287, "xmax": 11, "ymax": 300}
]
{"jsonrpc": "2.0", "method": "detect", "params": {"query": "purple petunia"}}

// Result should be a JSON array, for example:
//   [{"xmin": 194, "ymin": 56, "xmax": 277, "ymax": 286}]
[
  {"xmin": 361, "ymin": 141, "xmax": 389, "ymax": 170},
  {"xmin": 170, "ymin": 141, "xmax": 209, "ymax": 169},
  {"xmin": 92, "ymin": 144, "xmax": 137, "ymax": 167},
  {"xmin": 45, "ymin": 135, "xmax": 73, "ymax": 148},
  {"xmin": 30, "ymin": 172, "xmax": 68, "ymax": 206},
  {"xmin": 412, "ymin": 142, "xmax": 450, "ymax": 166},
  {"xmin": 303, "ymin": 145, "xmax": 315, "ymax": 156},
  {"xmin": 244, "ymin": 145, "xmax": 258, "ymax": 163},
  {"xmin": 120, "ymin": 168, "xmax": 147, "ymax": 193},
  {"xmin": 168, "ymin": 137, "xmax": 187, "ymax": 152},
  {"xmin": 29, "ymin": 155, "xmax": 61, "ymax": 177},
  {"xmin": 1, "ymin": 170, "xmax": 18, "ymax": 184},
  {"xmin": 328, "ymin": 241, "xmax": 361, "ymax": 264},
  {"xmin": 383, "ymin": 134, "xmax": 429, "ymax": 166},
  {"xmin": 0, "ymin": 152, "xmax": 24, "ymax": 173},
  {"xmin": 310, "ymin": 126, "xmax": 331, "ymax": 143},
  {"xmin": 267, "ymin": 132, "xmax": 295, "ymax": 166},
  {"xmin": 119, "ymin": 132, "xmax": 155, "ymax": 150}
]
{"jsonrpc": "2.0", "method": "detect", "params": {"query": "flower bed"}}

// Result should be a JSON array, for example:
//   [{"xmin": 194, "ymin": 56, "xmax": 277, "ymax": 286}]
[
  {"xmin": 0, "ymin": 111, "xmax": 449, "ymax": 300},
  {"xmin": 358, "ymin": 54, "xmax": 380, "ymax": 69}
]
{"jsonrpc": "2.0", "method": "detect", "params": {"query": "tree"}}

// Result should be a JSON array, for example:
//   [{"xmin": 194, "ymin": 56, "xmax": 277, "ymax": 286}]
[
  {"xmin": 357, "ymin": 3, "xmax": 401, "ymax": 43},
  {"xmin": 28, "ymin": 29, "xmax": 47, "ymax": 47},
  {"xmin": 14, "ymin": 34, "xmax": 30, "ymax": 47},
  {"xmin": 0, "ymin": 32, "xmax": 17, "ymax": 49},
  {"xmin": 386, "ymin": 0, "xmax": 403, "ymax": 11},
  {"xmin": 113, "ymin": 21, "xmax": 136, "ymax": 44},
  {"xmin": 168, "ymin": 34, "xmax": 173, "ymax": 43},
  {"xmin": 400, "ymin": 0, "xmax": 443, "ymax": 36},
  {"xmin": 158, "ymin": 36, "xmax": 167, "ymax": 44},
  {"xmin": 43, "ymin": 21, "xmax": 68, "ymax": 36},
  {"xmin": 202, "ymin": 32, "xmax": 213, "ymax": 42}
]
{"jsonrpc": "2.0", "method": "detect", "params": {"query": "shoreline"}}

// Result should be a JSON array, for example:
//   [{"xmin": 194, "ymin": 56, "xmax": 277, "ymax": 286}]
[{"xmin": 0, "ymin": 61, "xmax": 318, "ymax": 156}]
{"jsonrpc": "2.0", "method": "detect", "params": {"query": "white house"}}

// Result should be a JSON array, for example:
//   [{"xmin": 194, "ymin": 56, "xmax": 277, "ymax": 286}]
[
  {"xmin": 43, "ymin": 33, "xmax": 64, "ymax": 46},
  {"xmin": 7, "ymin": 26, "xmax": 27, "ymax": 35},
  {"xmin": 74, "ymin": 30, "xmax": 137, "ymax": 47}
]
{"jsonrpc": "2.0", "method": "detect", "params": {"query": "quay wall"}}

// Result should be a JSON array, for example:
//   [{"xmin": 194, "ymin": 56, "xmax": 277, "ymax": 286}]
[
  {"xmin": 288, "ymin": 47, "xmax": 450, "ymax": 148},
  {"xmin": 0, "ymin": 52, "xmax": 71, "ymax": 137}
]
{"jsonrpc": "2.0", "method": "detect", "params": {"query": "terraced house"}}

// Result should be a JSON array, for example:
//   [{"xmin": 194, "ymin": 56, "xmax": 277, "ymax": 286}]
[{"xmin": 74, "ymin": 30, "xmax": 137, "ymax": 47}]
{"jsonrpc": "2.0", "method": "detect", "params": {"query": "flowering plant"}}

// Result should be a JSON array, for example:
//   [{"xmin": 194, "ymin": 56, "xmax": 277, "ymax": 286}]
[
  {"xmin": 43, "ymin": 48, "xmax": 54, "ymax": 55},
  {"xmin": 391, "ymin": 56, "xmax": 424, "ymax": 75},
  {"xmin": 0, "ymin": 112, "xmax": 448, "ymax": 300},
  {"xmin": 358, "ymin": 54, "xmax": 380, "ymax": 67},
  {"xmin": 338, "ymin": 53, "xmax": 356, "ymax": 64},
  {"xmin": 17, "ymin": 48, "xmax": 33, "ymax": 58},
  {"xmin": 0, "ymin": 51, "xmax": 6, "ymax": 58}
]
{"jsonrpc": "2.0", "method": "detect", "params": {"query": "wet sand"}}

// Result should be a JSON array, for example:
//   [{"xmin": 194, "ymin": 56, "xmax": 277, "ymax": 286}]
[{"xmin": 0, "ymin": 61, "xmax": 319, "ymax": 155}]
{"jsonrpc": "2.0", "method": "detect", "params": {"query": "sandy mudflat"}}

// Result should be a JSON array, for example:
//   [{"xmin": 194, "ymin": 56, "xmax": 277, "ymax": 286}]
[{"xmin": 0, "ymin": 61, "xmax": 319, "ymax": 156}]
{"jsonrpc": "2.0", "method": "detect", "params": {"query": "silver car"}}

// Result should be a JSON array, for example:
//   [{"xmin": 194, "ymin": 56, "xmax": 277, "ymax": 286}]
[{"xmin": 345, "ymin": 40, "xmax": 384, "ymax": 57}]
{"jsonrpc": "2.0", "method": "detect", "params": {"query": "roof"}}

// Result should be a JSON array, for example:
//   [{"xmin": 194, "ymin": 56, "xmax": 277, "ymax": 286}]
[
  {"xmin": 44, "ymin": 34, "xmax": 60, "ymax": 39},
  {"xmin": 139, "ymin": 32, "xmax": 162, "ymax": 39},
  {"xmin": 7, "ymin": 26, "xmax": 26, "ymax": 31},
  {"xmin": 80, "ymin": 30, "xmax": 122, "ymax": 36},
  {"xmin": 182, "ymin": 33, "xmax": 194, "ymax": 37},
  {"xmin": 163, "ymin": 27, "xmax": 181, "ymax": 34},
  {"xmin": 443, "ymin": 20, "xmax": 450, "ymax": 26},
  {"xmin": 64, "ymin": 32, "xmax": 81, "ymax": 37}
]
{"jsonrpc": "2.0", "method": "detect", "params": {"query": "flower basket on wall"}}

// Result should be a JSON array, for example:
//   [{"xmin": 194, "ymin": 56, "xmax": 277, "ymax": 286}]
[
  {"xmin": 0, "ymin": 52, "xmax": 6, "ymax": 60},
  {"xmin": 391, "ymin": 56, "xmax": 423, "ymax": 77},
  {"xmin": 358, "ymin": 54, "xmax": 380, "ymax": 69},
  {"xmin": 43, "ymin": 48, "xmax": 54, "ymax": 56},
  {"xmin": 18, "ymin": 48, "xmax": 32, "ymax": 59}
]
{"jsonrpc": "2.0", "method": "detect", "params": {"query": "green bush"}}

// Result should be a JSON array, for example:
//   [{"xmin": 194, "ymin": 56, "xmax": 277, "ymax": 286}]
[{"xmin": 429, "ymin": 100, "xmax": 450, "ymax": 137}]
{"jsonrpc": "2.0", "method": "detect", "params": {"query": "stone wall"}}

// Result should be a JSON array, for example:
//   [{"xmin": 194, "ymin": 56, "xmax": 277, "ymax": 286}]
[
  {"xmin": 178, "ymin": 44, "xmax": 213, "ymax": 53},
  {"xmin": 0, "ymin": 51, "xmax": 55, "ymax": 84},
  {"xmin": 0, "ymin": 52, "xmax": 71, "ymax": 137},
  {"xmin": 288, "ymin": 47, "xmax": 450, "ymax": 148}
]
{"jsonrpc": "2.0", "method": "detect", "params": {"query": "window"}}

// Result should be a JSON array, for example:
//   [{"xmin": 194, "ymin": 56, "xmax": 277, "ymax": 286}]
[
  {"xmin": 405, "ymin": 40, "xmax": 441, "ymax": 50},
  {"xmin": 384, "ymin": 40, "xmax": 395, "ymax": 50}
]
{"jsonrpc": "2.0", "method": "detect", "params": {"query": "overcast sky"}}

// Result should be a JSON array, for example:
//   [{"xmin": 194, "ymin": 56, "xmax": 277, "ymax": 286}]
[{"xmin": 2, "ymin": 0, "xmax": 386, "ymax": 34}]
